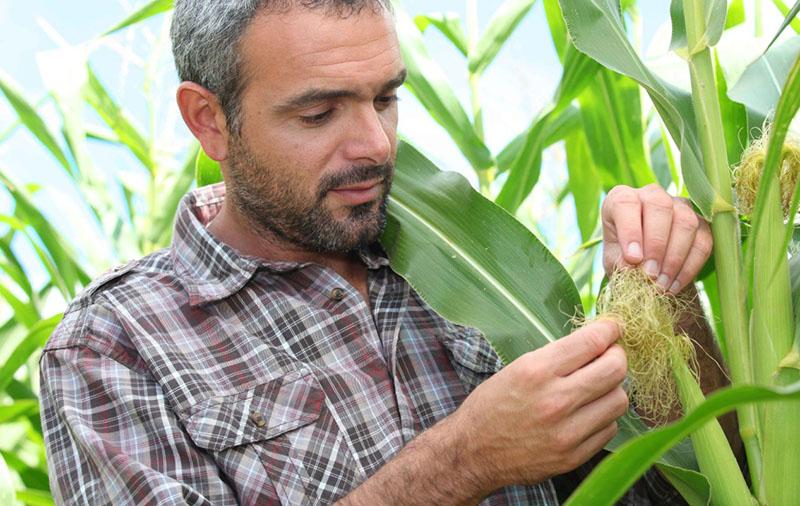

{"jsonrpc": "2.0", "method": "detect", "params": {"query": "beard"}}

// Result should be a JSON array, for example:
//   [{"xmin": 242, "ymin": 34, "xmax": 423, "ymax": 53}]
[{"xmin": 225, "ymin": 134, "xmax": 394, "ymax": 254}]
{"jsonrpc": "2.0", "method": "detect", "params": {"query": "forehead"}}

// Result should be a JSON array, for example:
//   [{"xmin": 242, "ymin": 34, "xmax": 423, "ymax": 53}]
[{"xmin": 238, "ymin": 7, "xmax": 403, "ymax": 96}]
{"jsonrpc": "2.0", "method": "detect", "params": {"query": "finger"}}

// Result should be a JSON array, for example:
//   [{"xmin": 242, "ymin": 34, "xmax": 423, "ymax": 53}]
[
  {"xmin": 570, "ymin": 387, "xmax": 629, "ymax": 442},
  {"xmin": 570, "ymin": 422, "xmax": 620, "ymax": 470},
  {"xmin": 545, "ymin": 320, "xmax": 622, "ymax": 377},
  {"xmin": 603, "ymin": 186, "xmax": 643, "ymax": 267},
  {"xmin": 565, "ymin": 344, "xmax": 628, "ymax": 408},
  {"xmin": 656, "ymin": 201, "xmax": 699, "ymax": 291},
  {"xmin": 669, "ymin": 218, "xmax": 713, "ymax": 294},
  {"xmin": 640, "ymin": 185, "xmax": 674, "ymax": 279}
]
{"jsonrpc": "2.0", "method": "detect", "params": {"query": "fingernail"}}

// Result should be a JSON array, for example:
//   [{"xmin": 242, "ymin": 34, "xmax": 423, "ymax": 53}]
[
  {"xmin": 627, "ymin": 242, "xmax": 642, "ymax": 260},
  {"xmin": 657, "ymin": 274, "xmax": 671, "ymax": 291},
  {"xmin": 643, "ymin": 260, "xmax": 659, "ymax": 278},
  {"xmin": 669, "ymin": 280, "xmax": 682, "ymax": 294}
]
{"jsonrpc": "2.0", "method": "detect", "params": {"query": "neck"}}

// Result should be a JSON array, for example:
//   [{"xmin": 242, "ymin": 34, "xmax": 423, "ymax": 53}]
[{"xmin": 206, "ymin": 199, "xmax": 369, "ymax": 295}]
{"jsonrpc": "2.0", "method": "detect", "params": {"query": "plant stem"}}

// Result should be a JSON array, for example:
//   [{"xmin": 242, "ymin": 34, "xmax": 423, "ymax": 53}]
[
  {"xmin": 681, "ymin": 0, "xmax": 762, "ymax": 495},
  {"xmin": 673, "ymin": 356, "xmax": 753, "ymax": 506},
  {"xmin": 466, "ymin": 0, "xmax": 494, "ymax": 196}
]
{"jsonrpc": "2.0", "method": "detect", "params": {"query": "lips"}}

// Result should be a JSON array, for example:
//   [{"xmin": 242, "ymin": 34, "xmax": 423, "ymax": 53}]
[{"xmin": 328, "ymin": 178, "xmax": 384, "ymax": 206}]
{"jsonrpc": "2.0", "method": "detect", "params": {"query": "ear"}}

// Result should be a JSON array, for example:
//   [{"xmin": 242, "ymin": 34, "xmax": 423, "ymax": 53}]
[{"xmin": 176, "ymin": 82, "xmax": 230, "ymax": 161}]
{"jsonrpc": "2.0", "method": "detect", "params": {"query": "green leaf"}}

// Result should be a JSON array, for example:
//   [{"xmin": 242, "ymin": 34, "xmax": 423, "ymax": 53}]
[
  {"xmin": 0, "ymin": 401, "xmax": 39, "ymax": 425},
  {"xmin": 725, "ymin": 0, "xmax": 745, "ymax": 29},
  {"xmin": 670, "ymin": 0, "xmax": 727, "ymax": 55},
  {"xmin": 543, "ymin": 0, "xmax": 569, "ymax": 60},
  {"xmin": 578, "ymin": 69, "xmax": 655, "ymax": 190},
  {"xmin": 766, "ymin": 0, "xmax": 800, "ymax": 51},
  {"xmin": 495, "ymin": 43, "xmax": 601, "ymax": 213},
  {"xmin": 146, "ymin": 143, "xmax": 200, "ymax": 249},
  {"xmin": 396, "ymin": 9, "xmax": 494, "ymax": 171},
  {"xmin": 715, "ymin": 52, "xmax": 747, "ymax": 168},
  {"xmin": 414, "ymin": 13, "xmax": 469, "ymax": 57},
  {"xmin": 496, "ymin": 105, "xmax": 581, "ymax": 174},
  {"xmin": 772, "ymin": 0, "xmax": 800, "ymax": 35},
  {"xmin": 656, "ymin": 464, "xmax": 711, "ymax": 506},
  {"xmin": 729, "ymin": 37, "xmax": 800, "ymax": 118},
  {"xmin": 0, "ymin": 280, "xmax": 39, "ymax": 330},
  {"xmin": 15, "ymin": 489, "xmax": 55, "ymax": 506},
  {"xmin": 565, "ymin": 381, "xmax": 800, "ymax": 505},
  {"xmin": 84, "ymin": 66, "xmax": 154, "ymax": 172},
  {"xmin": 564, "ymin": 129, "xmax": 601, "ymax": 242},
  {"xmin": 0, "ymin": 454, "xmax": 14, "ymax": 506},
  {"xmin": 0, "ymin": 71, "xmax": 71, "ymax": 173},
  {"xmin": 104, "ymin": 0, "xmax": 174, "ymax": 35},
  {"xmin": 0, "ymin": 172, "xmax": 88, "ymax": 298},
  {"xmin": 195, "ymin": 146, "xmax": 223, "ymax": 188},
  {"xmin": 383, "ymin": 141, "xmax": 580, "ymax": 361},
  {"xmin": 558, "ymin": 0, "xmax": 716, "ymax": 218},
  {"xmin": 468, "ymin": 0, "xmax": 537, "ymax": 75},
  {"xmin": 0, "ymin": 315, "xmax": 61, "ymax": 393}
]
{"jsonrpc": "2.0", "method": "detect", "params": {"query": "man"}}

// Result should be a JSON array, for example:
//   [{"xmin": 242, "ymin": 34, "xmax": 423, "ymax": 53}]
[{"xmin": 40, "ymin": 1, "xmax": 714, "ymax": 504}]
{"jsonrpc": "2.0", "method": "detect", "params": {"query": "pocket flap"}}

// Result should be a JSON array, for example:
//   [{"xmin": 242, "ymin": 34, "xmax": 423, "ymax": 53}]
[{"xmin": 185, "ymin": 368, "xmax": 324, "ymax": 451}]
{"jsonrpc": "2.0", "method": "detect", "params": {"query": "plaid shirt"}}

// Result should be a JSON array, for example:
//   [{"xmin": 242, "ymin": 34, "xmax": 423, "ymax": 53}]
[{"xmin": 40, "ymin": 184, "xmax": 681, "ymax": 505}]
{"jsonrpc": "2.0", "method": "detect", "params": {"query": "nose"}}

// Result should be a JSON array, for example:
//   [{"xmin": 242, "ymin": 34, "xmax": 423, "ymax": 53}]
[{"xmin": 341, "ymin": 105, "xmax": 393, "ymax": 166}]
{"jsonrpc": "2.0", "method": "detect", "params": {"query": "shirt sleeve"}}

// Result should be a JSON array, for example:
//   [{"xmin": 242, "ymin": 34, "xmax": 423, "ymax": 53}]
[{"xmin": 40, "ymin": 344, "xmax": 238, "ymax": 505}]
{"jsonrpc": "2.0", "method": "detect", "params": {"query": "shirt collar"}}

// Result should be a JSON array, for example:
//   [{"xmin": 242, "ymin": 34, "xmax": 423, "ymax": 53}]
[{"xmin": 171, "ymin": 183, "xmax": 390, "ymax": 306}]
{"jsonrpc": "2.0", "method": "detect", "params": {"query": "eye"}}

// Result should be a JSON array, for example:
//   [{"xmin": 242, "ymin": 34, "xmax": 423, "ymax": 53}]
[
  {"xmin": 375, "ymin": 94, "xmax": 399, "ymax": 111},
  {"xmin": 299, "ymin": 109, "xmax": 334, "ymax": 126}
]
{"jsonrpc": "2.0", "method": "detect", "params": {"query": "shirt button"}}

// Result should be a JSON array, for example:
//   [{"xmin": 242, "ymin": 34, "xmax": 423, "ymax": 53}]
[
  {"xmin": 250, "ymin": 412, "xmax": 267, "ymax": 428},
  {"xmin": 329, "ymin": 287, "xmax": 346, "ymax": 301}
]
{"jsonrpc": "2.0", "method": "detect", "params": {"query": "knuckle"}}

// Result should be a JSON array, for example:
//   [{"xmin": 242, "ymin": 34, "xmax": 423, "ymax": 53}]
[
  {"xmin": 582, "ymin": 327, "xmax": 609, "ymax": 357},
  {"xmin": 605, "ymin": 185, "xmax": 638, "ymax": 207},
  {"xmin": 660, "ymin": 257, "xmax": 683, "ymax": 277},
  {"xmin": 696, "ymin": 235, "xmax": 714, "ymax": 257},
  {"xmin": 647, "ymin": 236, "xmax": 669, "ymax": 253},
  {"xmin": 552, "ymin": 429, "xmax": 577, "ymax": 453},
  {"xmin": 540, "ymin": 397, "xmax": 569, "ymax": 424}
]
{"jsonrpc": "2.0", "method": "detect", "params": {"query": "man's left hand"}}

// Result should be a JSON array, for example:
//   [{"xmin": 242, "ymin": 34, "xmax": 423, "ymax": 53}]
[{"xmin": 602, "ymin": 184, "xmax": 713, "ymax": 294}]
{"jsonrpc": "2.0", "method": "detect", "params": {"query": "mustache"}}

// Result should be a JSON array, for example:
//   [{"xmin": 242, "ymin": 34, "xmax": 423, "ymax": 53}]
[{"xmin": 317, "ymin": 163, "xmax": 393, "ymax": 198}]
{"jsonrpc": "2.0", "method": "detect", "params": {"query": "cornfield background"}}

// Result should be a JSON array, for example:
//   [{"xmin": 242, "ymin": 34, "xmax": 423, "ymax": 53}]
[{"xmin": 1, "ymin": 0, "xmax": 799, "ymax": 504}]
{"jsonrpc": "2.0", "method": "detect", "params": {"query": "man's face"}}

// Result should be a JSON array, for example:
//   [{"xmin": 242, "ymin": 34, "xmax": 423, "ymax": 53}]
[{"xmin": 224, "ymin": 6, "xmax": 405, "ymax": 253}]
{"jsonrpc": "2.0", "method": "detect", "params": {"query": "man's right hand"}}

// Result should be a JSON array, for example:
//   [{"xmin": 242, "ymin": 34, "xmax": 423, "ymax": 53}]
[
  {"xmin": 452, "ymin": 319, "xmax": 629, "ymax": 494},
  {"xmin": 338, "ymin": 319, "xmax": 628, "ymax": 505}
]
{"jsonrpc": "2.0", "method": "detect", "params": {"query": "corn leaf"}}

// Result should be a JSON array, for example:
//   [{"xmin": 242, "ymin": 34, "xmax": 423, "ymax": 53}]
[
  {"xmin": 656, "ymin": 464, "xmax": 711, "ymax": 506},
  {"xmin": 194, "ymin": 146, "xmax": 223, "ymax": 188},
  {"xmin": 495, "ymin": 43, "xmax": 600, "ymax": 213},
  {"xmin": 0, "ymin": 171, "xmax": 88, "ymax": 297},
  {"xmin": 395, "ymin": 9, "xmax": 494, "ymax": 171},
  {"xmin": 15, "ymin": 489, "xmax": 55, "ymax": 506},
  {"xmin": 772, "ymin": 0, "xmax": 800, "ymax": 34},
  {"xmin": 766, "ymin": 0, "xmax": 800, "ymax": 51},
  {"xmin": 103, "ymin": 0, "xmax": 174, "ymax": 35},
  {"xmin": 0, "ymin": 401, "xmax": 38, "ymax": 425},
  {"xmin": 543, "ymin": 0, "xmax": 568, "ymax": 60},
  {"xmin": 564, "ymin": 129, "xmax": 601, "ymax": 242},
  {"xmin": 557, "ymin": 0, "xmax": 716, "ymax": 218},
  {"xmin": 0, "ymin": 455, "xmax": 13, "ymax": 506},
  {"xmin": 146, "ymin": 143, "xmax": 200, "ymax": 249},
  {"xmin": 0, "ymin": 315, "xmax": 61, "ymax": 393},
  {"xmin": 84, "ymin": 66, "xmax": 154, "ymax": 173},
  {"xmin": 578, "ymin": 69, "xmax": 655, "ymax": 190},
  {"xmin": 383, "ymin": 141, "xmax": 580, "ymax": 358},
  {"xmin": 0, "ymin": 281, "xmax": 39, "ymax": 330},
  {"xmin": 726, "ymin": 0, "xmax": 745, "ymax": 29},
  {"xmin": 468, "ymin": 0, "xmax": 537, "ymax": 75},
  {"xmin": 496, "ymin": 105, "xmax": 581, "ymax": 175},
  {"xmin": 670, "ymin": 0, "xmax": 727, "ymax": 55},
  {"xmin": 715, "ymin": 53, "xmax": 747, "ymax": 168},
  {"xmin": 0, "ymin": 71, "xmax": 71, "ymax": 173},
  {"xmin": 414, "ymin": 13, "xmax": 469, "ymax": 57},
  {"xmin": 565, "ymin": 381, "xmax": 800, "ymax": 505},
  {"xmin": 729, "ymin": 36, "xmax": 800, "ymax": 118}
]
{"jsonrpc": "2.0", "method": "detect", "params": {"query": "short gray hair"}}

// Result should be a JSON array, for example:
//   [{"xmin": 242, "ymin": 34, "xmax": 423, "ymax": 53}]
[{"xmin": 171, "ymin": 0, "xmax": 393, "ymax": 135}]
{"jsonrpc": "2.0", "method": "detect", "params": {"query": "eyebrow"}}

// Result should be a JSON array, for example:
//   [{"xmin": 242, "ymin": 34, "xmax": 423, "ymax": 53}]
[{"xmin": 274, "ymin": 68, "xmax": 407, "ymax": 114}]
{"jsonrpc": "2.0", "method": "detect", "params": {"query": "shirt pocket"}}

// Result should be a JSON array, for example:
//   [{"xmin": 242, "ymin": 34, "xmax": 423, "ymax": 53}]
[{"xmin": 183, "ymin": 367, "xmax": 362, "ymax": 505}]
